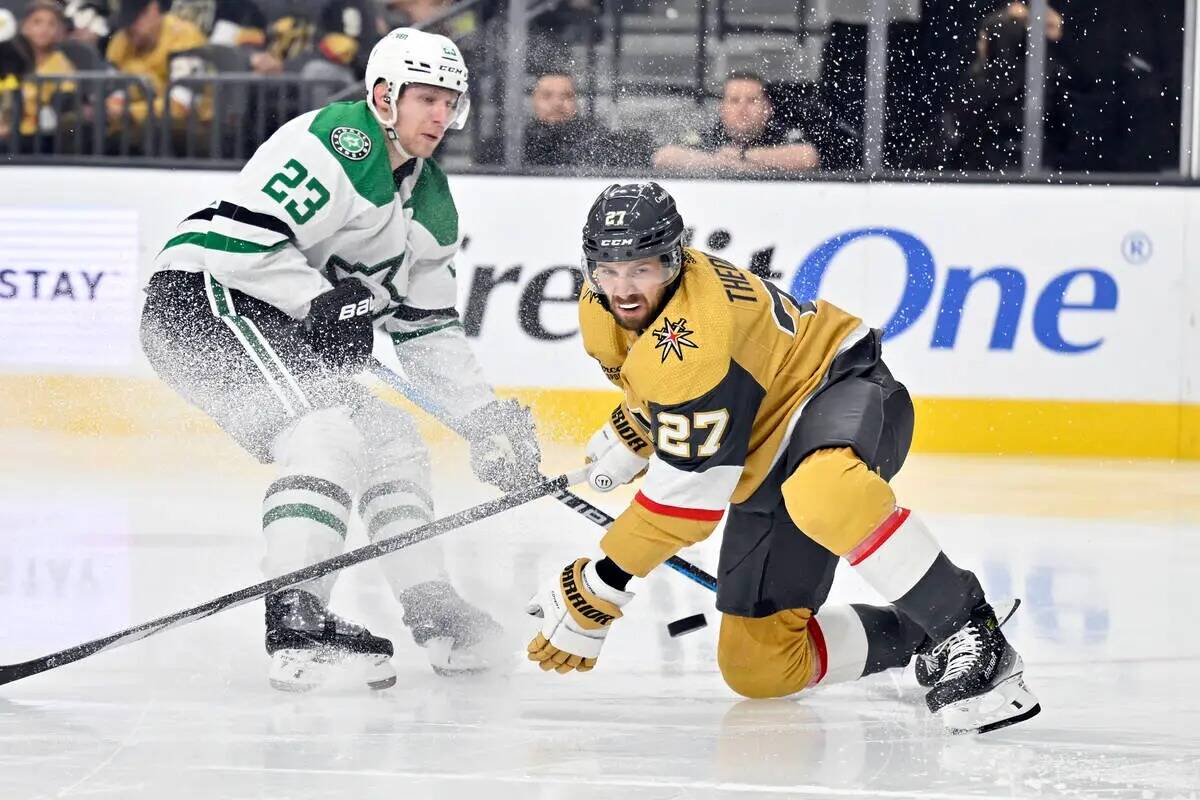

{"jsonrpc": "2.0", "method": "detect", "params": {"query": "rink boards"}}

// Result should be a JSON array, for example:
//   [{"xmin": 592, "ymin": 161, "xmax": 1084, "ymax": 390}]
[{"xmin": 0, "ymin": 166, "xmax": 1197, "ymax": 458}]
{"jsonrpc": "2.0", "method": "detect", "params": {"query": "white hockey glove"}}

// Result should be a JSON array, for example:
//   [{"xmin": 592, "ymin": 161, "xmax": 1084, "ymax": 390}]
[
  {"xmin": 585, "ymin": 420, "xmax": 649, "ymax": 492},
  {"xmin": 458, "ymin": 399, "xmax": 542, "ymax": 492},
  {"xmin": 526, "ymin": 558, "xmax": 634, "ymax": 674}
]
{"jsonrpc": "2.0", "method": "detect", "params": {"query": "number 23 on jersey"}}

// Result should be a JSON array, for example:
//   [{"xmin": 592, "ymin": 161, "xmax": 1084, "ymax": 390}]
[{"xmin": 262, "ymin": 159, "xmax": 330, "ymax": 225}]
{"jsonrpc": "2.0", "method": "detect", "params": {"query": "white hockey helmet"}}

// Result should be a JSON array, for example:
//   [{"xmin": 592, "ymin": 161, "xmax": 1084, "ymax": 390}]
[{"xmin": 365, "ymin": 28, "xmax": 471, "ymax": 132}]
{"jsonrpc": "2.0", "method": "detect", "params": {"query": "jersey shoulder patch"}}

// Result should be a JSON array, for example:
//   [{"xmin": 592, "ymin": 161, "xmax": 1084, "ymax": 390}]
[
  {"xmin": 404, "ymin": 158, "xmax": 458, "ymax": 247},
  {"xmin": 307, "ymin": 100, "xmax": 393, "ymax": 207}
]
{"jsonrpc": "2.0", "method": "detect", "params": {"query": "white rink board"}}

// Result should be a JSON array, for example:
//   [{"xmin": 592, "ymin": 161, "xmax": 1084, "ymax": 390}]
[{"xmin": 0, "ymin": 166, "xmax": 1195, "ymax": 404}]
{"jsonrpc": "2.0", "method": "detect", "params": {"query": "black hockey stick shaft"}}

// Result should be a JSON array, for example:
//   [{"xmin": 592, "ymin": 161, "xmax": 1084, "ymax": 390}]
[
  {"xmin": 0, "ymin": 469, "xmax": 586, "ymax": 688},
  {"xmin": 368, "ymin": 360, "xmax": 718, "ymax": 593}
]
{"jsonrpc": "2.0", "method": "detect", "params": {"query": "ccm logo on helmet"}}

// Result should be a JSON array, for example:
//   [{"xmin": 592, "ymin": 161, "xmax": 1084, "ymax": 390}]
[
  {"xmin": 338, "ymin": 298, "xmax": 372, "ymax": 320},
  {"xmin": 600, "ymin": 238, "xmax": 634, "ymax": 246}
]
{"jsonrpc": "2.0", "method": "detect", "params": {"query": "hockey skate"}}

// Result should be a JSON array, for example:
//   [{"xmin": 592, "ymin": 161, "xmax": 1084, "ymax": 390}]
[
  {"xmin": 265, "ymin": 589, "xmax": 397, "ymax": 692},
  {"xmin": 925, "ymin": 600, "xmax": 1040, "ymax": 735},
  {"xmin": 398, "ymin": 581, "xmax": 506, "ymax": 677},
  {"xmin": 914, "ymin": 599, "xmax": 1022, "ymax": 688}
]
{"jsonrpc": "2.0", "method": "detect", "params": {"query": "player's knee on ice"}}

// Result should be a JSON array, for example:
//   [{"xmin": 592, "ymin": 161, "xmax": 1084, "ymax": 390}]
[
  {"xmin": 717, "ymin": 610, "xmax": 819, "ymax": 699},
  {"xmin": 781, "ymin": 447, "xmax": 897, "ymax": 557}
]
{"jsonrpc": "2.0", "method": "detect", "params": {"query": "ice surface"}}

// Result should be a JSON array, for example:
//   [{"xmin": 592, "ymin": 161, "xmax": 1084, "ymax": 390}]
[{"xmin": 2, "ymin": 432, "xmax": 1198, "ymax": 799}]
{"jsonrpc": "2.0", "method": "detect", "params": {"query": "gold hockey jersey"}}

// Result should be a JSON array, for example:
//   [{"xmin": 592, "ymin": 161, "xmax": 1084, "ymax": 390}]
[{"xmin": 580, "ymin": 248, "xmax": 870, "ymax": 576}]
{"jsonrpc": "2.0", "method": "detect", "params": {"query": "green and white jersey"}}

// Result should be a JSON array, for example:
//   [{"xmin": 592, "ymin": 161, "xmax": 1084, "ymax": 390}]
[{"xmin": 154, "ymin": 99, "xmax": 496, "ymax": 414}]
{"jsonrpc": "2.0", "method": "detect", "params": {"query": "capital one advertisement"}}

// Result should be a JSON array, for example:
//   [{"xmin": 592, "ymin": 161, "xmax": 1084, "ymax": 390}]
[
  {"xmin": 449, "ymin": 176, "xmax": 1193, "ymax": 405},
  {"xmin": 0, "ymin": 168, "xmax": 1194, "ymax": 410}
]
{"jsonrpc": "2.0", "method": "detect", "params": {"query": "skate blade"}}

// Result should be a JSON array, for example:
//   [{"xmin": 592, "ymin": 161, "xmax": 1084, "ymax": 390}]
[
  {"xmin": 940, "ymin": 673, "xmax": 1041, "ymax": 735},
  {"xmin": 268, "ymin": 649, "xmax": 397, "ymax": 693}
]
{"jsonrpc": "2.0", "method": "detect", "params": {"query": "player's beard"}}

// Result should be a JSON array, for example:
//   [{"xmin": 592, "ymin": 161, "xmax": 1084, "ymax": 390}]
[{"xmin": 609, "ymin": 292, "xmax": 658, "ymax": 331}]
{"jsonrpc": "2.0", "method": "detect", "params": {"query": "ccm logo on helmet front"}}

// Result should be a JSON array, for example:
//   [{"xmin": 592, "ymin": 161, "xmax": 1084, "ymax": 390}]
[{"xmin": 600, "ymin": 238, "xmax": 634, "ymax": 246}]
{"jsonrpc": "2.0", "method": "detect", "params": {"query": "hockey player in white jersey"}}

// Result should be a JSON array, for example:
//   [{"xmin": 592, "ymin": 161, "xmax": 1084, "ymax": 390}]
[{"xmin": 140, "ymin": 28, "xmax": 540, "ymax": 690}]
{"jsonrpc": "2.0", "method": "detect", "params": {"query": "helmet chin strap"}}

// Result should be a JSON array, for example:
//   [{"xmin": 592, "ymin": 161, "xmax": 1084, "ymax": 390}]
[{"xmin": 370, "ymin": 85, "xmax": 414, "ymax": 161}]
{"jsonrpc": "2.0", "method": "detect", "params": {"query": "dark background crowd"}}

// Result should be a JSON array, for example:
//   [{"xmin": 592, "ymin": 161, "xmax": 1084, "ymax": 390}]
[{"xmin": 0, "ymin": 0, "xmax": 1187, "ymax": 174}]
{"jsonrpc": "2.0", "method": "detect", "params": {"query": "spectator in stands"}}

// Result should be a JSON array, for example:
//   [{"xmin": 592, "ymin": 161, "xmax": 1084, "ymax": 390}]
[
  {"xmin": 104, "ymin": 0, "xmax": 207, "ymax": 125},
  {"xmin": 481, "ymin": 70, "xmax": 652, "ymax": 168},
  {"xmin": 523, "ymin": 71, "xmax": 611, "ymax": 166},
  {"xmin": 16, "ymin": 1, "xmax": 76, "ymax": 137},
  {"xmin": 62, "ymin": 1, "xmax": 110, "ymax": 50},
  {"xmin": 0, "ymin": 12, "xmax": 32, "ymax": 146},
  {"xmin": 169, "ymin": 0, "xmax": 267, "ymax": 50},
  {"xmin": 248, "ymin": 0, "xmax": 372, "ymax": 82},
  {"xmin": 938, "ymin": 2, "xmax": 1071, "ymax": 171},
  {"xmin": 381, "ymin": 0, "xmax": 487, "ymax": 45},
  {"xmin": 652, "ymin": 71, "xmax": 820, "ymax": 174}
]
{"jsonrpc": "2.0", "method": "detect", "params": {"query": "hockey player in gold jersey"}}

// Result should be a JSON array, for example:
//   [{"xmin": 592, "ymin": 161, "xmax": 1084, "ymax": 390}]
[{"xmin": 524, "ymin": 182, "xmax": 1041, "ymax": 734}]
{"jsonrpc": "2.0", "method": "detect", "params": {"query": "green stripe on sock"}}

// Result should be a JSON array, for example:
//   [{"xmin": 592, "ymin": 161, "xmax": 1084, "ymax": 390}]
[
  {"xmin": 358, "ymin": 480, "xmax": 433, "ymax": 515},
  {"xmin": 163, "ymin": 231, "xmax": 289, "ymax": 255},
  {"xmin": 263, "ymin": 503, "xmax": 347, "ymax": 538},
  {"xmin": 389, "ymin": 320, "xmax": 462, "ymax": 346},
  {"xmin": 267, "ymin": 476, "xmax": 352, "ymax": 510},
  {"xmin": 367, "ymin": 505, "xmax": 431, "ymax": 539}
]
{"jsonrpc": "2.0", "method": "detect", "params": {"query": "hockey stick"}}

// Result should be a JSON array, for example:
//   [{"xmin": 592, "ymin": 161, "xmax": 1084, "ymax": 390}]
[
  {"xmin": 367, "ymin": 359, "xmax": 718, "ymax": 593},
  {"xmin": 0, "ymin": 468, "xmax": 587, "ymax": 688}
]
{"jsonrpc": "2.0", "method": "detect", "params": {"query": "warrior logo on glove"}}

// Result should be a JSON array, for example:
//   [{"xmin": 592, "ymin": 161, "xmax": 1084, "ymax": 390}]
[{"xmin": 526, "ymin": 558, "xmax": 633, "ymax": 674}]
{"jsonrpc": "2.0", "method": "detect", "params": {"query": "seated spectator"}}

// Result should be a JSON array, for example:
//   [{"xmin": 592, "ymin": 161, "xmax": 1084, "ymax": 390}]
[
  {"xmin": 62, "ymin": 0, "xmax": 110, "ymax": 50},
  {"xmin": 381, "ymin": 0, "xmax": 487, "ymax": 45},
  {"xmin": 248, "ymin": 0, "xmax": 372, "ymax": 82},
  {"xmin": 938, "ymin": 2, "xmax": 1070, "ymax": 172},
  {"xmin": 653, "ymin": 71, "xmax": 820, "ymax": 175},
  {"xmin": 169, "ymin": 0, "xmax": 267, "ymax": 49},
  {"xmin": 0, "ymin": 14, "xmax": 33, "ymax": 145},
  {"xmin": 480, "ymin": 71, "xmax": 651, "ymax": 168},
  {"xmin": 17, "ymin": 1, "xmax": 76, "ymax": 137},
  {"xmin": 104, "ymin": 0, "xmax": 207, "ymax": 125},
  {"xmin": 524, "ymin": 71, "xmax": 609, "ymax": 166}
]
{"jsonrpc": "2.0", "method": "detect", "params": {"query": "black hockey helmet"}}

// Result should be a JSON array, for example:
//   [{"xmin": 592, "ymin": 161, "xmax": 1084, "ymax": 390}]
[{"xmin": 580, "ymin": 182, "xmax": 685, "ymax": 294}]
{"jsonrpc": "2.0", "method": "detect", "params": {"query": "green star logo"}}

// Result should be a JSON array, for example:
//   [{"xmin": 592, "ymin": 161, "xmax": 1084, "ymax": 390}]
[{"xmin": 330, "ymin": 126, "xmax": 371, "ymax": 161}]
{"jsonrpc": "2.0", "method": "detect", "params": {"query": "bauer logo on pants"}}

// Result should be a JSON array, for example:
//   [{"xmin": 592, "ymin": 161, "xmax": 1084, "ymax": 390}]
[{"xmin": 330, "ymin": 127, "xmax": 372, "ymax": 161}]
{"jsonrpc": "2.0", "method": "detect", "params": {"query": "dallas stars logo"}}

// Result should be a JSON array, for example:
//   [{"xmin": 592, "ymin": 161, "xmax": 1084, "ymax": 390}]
[
  {"xmin": 652, "ymin": 317, "xmax": 699, "ymax": 363},
  {"xmin": 330, "ymin": 126, "xmax": 371, "ymax": 161}
]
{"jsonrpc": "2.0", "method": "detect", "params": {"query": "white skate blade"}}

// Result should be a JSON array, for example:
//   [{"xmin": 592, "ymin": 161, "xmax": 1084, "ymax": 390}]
[
  {"xmin": 422, "ymin": 636, "xmax": 508, "ymax": 677},
  {"xmin": 939, "ymin": 672, "xmax": 1041, "ymax": 735},
  {"xmin": 268, "ymin": 648, "xmax": 397, "ymax": 693}
]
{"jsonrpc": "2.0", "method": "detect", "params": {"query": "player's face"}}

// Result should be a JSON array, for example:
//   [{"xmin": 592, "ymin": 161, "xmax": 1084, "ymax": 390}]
[
  {"xmin": 393, "ymin": 84, "xmax": 461, "ymax": 158},
  {"xmin": 720, "ymin": 78, "xmax": 772, "ymax": 142},
  {"xmin": 593, "ymin": 258, "xmax": 671, "ymax": 331}
]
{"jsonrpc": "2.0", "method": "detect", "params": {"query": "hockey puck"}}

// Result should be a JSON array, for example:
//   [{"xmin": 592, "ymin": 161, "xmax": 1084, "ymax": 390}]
[{"xmin": 667, "ymin": 613, "xmax": 708, "ymax": 638}]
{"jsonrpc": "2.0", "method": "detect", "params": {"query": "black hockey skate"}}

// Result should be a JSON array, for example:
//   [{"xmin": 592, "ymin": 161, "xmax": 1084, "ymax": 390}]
[
  {"xmin": 398, "ymin": 581, "xmax": 505, "ymax": 677},
  {"xmin": 925, "ymin": 600, "xmax": 1040, "ymax": 734},
  {"xmin": 914, "ymin": 599, "xmax": 1022, "ymax": 688},
  {"xmin": 265, "ymin": 589, "xmax": 396, "ymax": 692}
]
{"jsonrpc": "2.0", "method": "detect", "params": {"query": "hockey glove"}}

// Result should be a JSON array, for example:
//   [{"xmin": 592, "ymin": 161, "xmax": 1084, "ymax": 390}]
[
  {"xmin": 458, "ymin": 399, "xmax": 542, "ymax": 492},
  {"xmin": 302, "ymin": 280, "xmax": 375, "ymax": 371},
  {"xmin": 585, "ymin": 420, "xmax": 649, "ymax": 492},
  {"xmin": 526, "ymin": 557, "xmax": 633, "ymax": 674}
]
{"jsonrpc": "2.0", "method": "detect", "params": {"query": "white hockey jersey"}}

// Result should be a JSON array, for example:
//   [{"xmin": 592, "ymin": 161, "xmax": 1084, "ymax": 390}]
[{"xmin": 152, "ymin": 99, "xmax": 496, "ymax": 415}]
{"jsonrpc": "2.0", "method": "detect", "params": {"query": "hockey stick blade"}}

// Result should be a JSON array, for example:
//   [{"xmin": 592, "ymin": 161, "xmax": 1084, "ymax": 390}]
[
  {"xmin": 369, "ymin": 360, "xmax": 719, "ymax": 594},
  {"xmin": 0, "ymin": 468, "xmax": 587, "ymax": 688}
]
